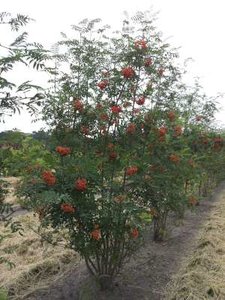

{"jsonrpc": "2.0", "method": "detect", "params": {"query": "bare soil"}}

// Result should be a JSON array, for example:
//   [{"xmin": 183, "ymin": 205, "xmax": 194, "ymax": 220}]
[{"xmin": 19, "ymin": 183, "xmax": 224, "ymax": 300}]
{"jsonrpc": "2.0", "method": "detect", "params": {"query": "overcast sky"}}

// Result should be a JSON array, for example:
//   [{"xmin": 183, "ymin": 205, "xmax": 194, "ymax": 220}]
[{"xmin": 1, "ymin": 0, "xmax": 225, "ymax": 132}]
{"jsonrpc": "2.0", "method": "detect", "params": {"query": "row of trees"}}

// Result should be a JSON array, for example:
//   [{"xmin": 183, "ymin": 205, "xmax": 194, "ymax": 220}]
[{"xmin": 1, "ymin": 11, "xmax": 225, "ymax": 290}]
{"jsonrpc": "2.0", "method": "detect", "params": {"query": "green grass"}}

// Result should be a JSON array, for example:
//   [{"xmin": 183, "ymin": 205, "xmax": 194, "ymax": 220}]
[{"xmin": 0, "ymin": 288, "xmax": 8, "ymax": 300}]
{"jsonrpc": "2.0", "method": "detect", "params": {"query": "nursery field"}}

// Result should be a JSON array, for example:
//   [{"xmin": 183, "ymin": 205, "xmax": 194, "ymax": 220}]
[
  {"xmin": 1, "ymin": 177, "xmax": 225, "ymax": 300},
  {"xmin": 2, "ymin": 10, "xmax": 225, "ymax": 300}
]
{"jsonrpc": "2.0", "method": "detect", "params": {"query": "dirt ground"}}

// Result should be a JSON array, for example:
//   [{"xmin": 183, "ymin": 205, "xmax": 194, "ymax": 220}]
[{"xmin": 2, "ymin": 178, "xmax": 225, "ymax": 300}]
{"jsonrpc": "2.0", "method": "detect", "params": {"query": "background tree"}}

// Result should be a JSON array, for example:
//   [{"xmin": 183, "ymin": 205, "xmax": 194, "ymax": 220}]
[
  {"xmin": 0, "ymin": 12, "xmax": 49, "ymax": 121},
  {"xmin": 0, "ymin": 11, "xmax": 51, "ymax": 268}
]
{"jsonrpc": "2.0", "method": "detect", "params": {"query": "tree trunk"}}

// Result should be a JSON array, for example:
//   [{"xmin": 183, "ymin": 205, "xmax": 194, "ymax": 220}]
[{"xmin": 153, "ymin": 213, "xmax": 167, "ymax": 242}]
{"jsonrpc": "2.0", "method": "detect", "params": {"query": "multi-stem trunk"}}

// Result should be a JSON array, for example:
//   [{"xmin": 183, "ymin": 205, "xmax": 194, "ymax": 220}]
[{"xmin": 84, "ymin": 230, "xmax": 128, "ymax": 290}]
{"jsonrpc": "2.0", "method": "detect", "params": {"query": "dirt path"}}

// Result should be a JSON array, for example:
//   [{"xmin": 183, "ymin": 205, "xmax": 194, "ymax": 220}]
[{"xmin": 23, "ymin": 183, "xmax": 225, "ymax": 300}]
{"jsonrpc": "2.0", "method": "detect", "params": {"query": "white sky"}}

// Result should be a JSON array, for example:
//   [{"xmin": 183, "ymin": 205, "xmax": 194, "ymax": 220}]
[{"xmin": 1, "ymin": 0, "xmax": 225, "ymax": 132}]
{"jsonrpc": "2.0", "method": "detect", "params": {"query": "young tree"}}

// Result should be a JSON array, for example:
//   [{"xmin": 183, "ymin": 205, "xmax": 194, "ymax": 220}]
[{"xmin": 18, "ymin": 12, "xmax": 185, "ymax": 286}]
